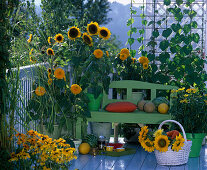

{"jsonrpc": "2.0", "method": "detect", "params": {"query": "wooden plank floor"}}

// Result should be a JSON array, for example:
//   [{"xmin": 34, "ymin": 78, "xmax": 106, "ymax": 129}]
[{"xmin": 70, "ymin": 143, "xmax": 207, "ymax": 170}]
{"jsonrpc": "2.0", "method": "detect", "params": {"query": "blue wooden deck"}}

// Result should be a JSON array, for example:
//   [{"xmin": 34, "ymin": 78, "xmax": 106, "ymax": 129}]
[{"xmin": 70, "ymin": 144, "xmax": 207, "ymax": 170}]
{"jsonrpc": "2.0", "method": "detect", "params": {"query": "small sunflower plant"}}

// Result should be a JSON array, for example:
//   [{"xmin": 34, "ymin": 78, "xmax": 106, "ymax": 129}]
[
  {"xmin": 113, "ymin": 49, "xmax": 152, "ymax": 81},
  {"xmin": 169, "ymin": 87, "xmax": 207, "ymax": 134},
  {"xmin": 9, "ymin": 129, "xmax": 77, "ymax": 169},
  {"xmin": 138, "ymin": 126, "xmax": 185, "ymax": 153}
]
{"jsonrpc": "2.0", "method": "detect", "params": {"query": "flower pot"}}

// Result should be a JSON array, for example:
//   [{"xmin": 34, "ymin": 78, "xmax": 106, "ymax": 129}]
[
  {"xmin": 87, "ymin": 93, "xmax": 103, "ymax": 111},
  {"xmin": 73, "ymin": 139, "xmax": 82, "ymax": 155},
  {"xmin": 186, "ymin": 133, "xmax": 206, "ymax": 157}
]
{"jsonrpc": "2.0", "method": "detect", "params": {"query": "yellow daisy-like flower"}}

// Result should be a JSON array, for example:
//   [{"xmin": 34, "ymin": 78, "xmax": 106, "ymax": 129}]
[
  {"xmin": 48, "ymin": 37, "xmax": 52, "ymax": 44},
  {"xmin": 47, "ymin": 48, "xmax": 54, "ymax": 55},
  {"xmin": 93, "ymin": 49, "xmax": 103, "ymax": 59},
  {"xmin": 143, "ymin": 63, "xmax": 149, "ymax": 69},
  {"xmin": 119, "ymin": 54, "xmax": 128, "ymax": 61},
  {"xmin": 138, "ymin": 126, "xmax": 148, "ymax": 143},
  {"xmin": 180, "ymin": 99, "xmax": 188, "ymax": 103},
  {"xmin": 27, "ymin": 34, "xmax": 32, "ymax": 43},
  {"xmin": 131, "ymin": 58, "xmax": 136, "ymax": 63},
  {"xmin": 54, "ymin": 68, "xmax": 65, "ymax": 80},
  {"xmin": 70, "ymin": 84, "xmax": 82, "ymax": 95},
  {"xmin": 98, "ymin": 27, "xmax": 111, "ymax": 40},
  {"xmin": 141, "ymin": 138, "xmax": 154, "ymax": 152},
  {"xmin": 153, "ymin": 129, "xmax": 163, "ymax": 137},
  {"xmin": 171, "ymin": 89, "xmax": 178, "ymax": 93},
  {"xmin": 68, "ymin": 26, "xmax": 81, "ymax": 40},
  {"xmin": 54, "ymin": 33, "xmax": 64, "ymax": 43},
  {"xmin": 178, "ymin": 87, "xmax": 185, "ymax": 91},
  {"xmin": 138, "ymin": 56, "xmax": 149, "ymax": 64},
  {"xmin": 82, "ymin": 33, "xmax": 93, "ymax": 46},
  {"xmin": 186, "ymin": 88, "xmax": 197, "ymax": 93},
  {"xmin": 154, "ymin": 135, "xmax": 170, "ymax": 152},
  {"xmin": 35, "ymin": 86, "xmax": 46, "ymax": 96},
  {"xmin": 120, "ymin": 48, "xmax": 130, "ymax": 57},
  {"xmin": 172, "ymin": 134, "xmax": 185, "ymax": 152},
  {"xmin": 106, "ymin": 51, "xmax": 109, "ymax": 57},
  {"xmin": 184, "ymin": 94, "xmax": 189, "ymax": 97},
  {"xmin": 48, "ymin": 78, "xmax": 52, "ymax": 85},
  {"xmin": 87, "ymin": 21, "xmax": 99, "ymax": 35},
  {"xmin": 29, "ymin": 48, "xmax": 34, "ymax": 55},
  {"xmin": 30, "ymin": 56, "xmax": 36, "ymax": 63}
]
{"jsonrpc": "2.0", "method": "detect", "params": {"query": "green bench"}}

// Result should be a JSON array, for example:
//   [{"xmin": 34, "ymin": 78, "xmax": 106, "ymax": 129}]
[{"xmin": 76, "ymin": 80, "xmax": 177, "ymax": 139}]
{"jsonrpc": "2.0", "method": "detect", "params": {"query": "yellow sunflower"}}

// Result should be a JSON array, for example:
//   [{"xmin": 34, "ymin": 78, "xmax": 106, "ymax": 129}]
[
  {"xmin": 29, "ymin": 48, "xmax": 34, "ymax": 55},
  {"xmin": 120, "ymin": 48, "xmax": 130, "ymax": 57},
  {"xmin": 68, "ymin": 26, "xmax": 81, "ymax": 40},
  {"xmin": 178, "ymin": 87, "xmax": 185, "ymax": 91},
  {"xmin": 138, "ymin": 126, "xmax": 148, "ymax": 143},
  {"xmin": 87, "ymin": 21, "xmax": 99, "ymax": 35},
  {"xmin": 70, "ymin": 84, "xmax": 82, "ymax": 95},
  {"xmin": 141, "ymin": 138, "xmax": 154, "ymax": 152},
  {"xmin": 143, "ymin": 63, "xmax": 149, "ymax": 69},
  {"xmin": 172, "ymin": 134, "xmax": 185, "ymax": 152},
  {"xmin": 154, "ymin": 135, "xmax": 170, "ymax": 152},
  {"xmin": 153, "ymin": 129, "xmax": 163, "ymax": 138},
  {"xmin": 54, "ymin": 68, "xmax": 65, "ymax": 79},
  {"xmin": 30, "ymin": 56, "xmax": 36, "ymax": 63},
  {"xmin": 47, "ymin": 48, "xmax": 54, "ymax": 55},
  {"xmin": 98, "ymin": 27, "xmax": 111, "ymax": 40},
  {"xmin": 82, "ymin": 33, "xmax": 93, "ymax": 46},
  {"xmin": 27, "ymin": 34, "xmax": 32, "ymax": 43},
  {"xmin": 35, "ymin": 86, "xmax": 46, "ymax": 96},
  {"xmin": 106, "ymin": 51, "xmax": 109, "ymax": 57},
  {"xmin": 119, "ymin": 54, "xmax": 128, "ymax": 61},
  {"xmin": 93, "ymin": 49, "xmax": 103, "ymax": 59},
  {"xmin": 48, "ymin": 37, "xmax": 52, "ymax": 44},
  {"xmin": 138, "ymin": 56, "xmax": 149, "ymax": 64},
  {"xmin": 48, "ymin": 78, "xmax": 52, "ymax": 85},
  {"xmin": 54, "ymin": 33, "xmax": 64, "ymax": 43}
]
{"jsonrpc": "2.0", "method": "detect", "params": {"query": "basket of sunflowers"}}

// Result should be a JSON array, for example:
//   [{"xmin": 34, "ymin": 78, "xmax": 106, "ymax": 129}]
[{"xmin": 139, "ymin": 120, "xmax": 192, "ymax": 166}]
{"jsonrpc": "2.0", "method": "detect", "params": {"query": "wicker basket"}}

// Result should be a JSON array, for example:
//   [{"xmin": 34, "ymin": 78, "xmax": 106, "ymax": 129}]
[{"xmin": 154, "ymin": 120, "xmax": 192, "ymax": 166}]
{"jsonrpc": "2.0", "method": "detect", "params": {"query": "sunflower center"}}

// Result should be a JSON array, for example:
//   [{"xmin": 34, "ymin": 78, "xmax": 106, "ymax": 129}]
[
  {"xmin": 57, "ymin": 36, "xmax": 62, "ymax": 41},
  {"xmin": 69, "ymin": 28, "xmax": 78, "ymax": 38},
  {"xmin": 146, "ymin": 142, "xmax": 152, "ymax": 147},
  {"xmin": 83, "ymin": 35, "xmax": 91, "ymax": 44},
  {"xmin": 48, "ymin": 50, "xmax": 53, "ymax": 55},
  {"xmin": 89, "ymin": 24, "xmax": 97, "ymax": 34},
  {"xmin": 100, "ymin": 30, "xmax": 108, "ymax": 37},
  {"xmin": 158, "ymin": 139, "xmax": 166, "ymax": 148}
]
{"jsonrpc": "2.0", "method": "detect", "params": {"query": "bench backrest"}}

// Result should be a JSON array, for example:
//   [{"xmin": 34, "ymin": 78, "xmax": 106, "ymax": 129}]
[{"xmin": 102, "ymin": 80, "xmax": 178, "ymax": 108}]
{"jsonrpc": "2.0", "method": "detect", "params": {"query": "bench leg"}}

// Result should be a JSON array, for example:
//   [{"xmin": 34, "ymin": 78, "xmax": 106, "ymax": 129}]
[
  {"xmin": 114, "ymin": 123, "xmax": 119, "ymax": 143},
  {"xmin": 75, "ymin": 119, "xmax": 82, "ymax": 139}
]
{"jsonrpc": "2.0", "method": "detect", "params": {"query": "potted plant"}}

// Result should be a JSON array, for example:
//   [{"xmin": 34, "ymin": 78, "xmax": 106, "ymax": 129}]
[
  {"xmin": 83, "ymin": 134, "xmax": 99, "ymax": 156},
  {"xmin": 169, "ymin": 88, "xmax": 207, "ymax": 157}
]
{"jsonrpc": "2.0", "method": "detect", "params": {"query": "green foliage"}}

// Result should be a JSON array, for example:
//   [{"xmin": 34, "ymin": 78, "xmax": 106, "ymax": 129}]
[{"xmin": 83, "ymin": 134, "xmax": 98, "ymax": 148}]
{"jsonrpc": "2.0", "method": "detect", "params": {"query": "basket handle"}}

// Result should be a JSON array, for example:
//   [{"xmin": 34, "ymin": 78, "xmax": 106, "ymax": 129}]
[{"xmin": 158, "ymin": 120, "xmax": 187, "ymax": 141}]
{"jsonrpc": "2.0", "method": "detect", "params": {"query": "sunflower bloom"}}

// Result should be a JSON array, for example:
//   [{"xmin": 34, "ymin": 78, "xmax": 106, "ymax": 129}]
[
  {"xmin": 119, "ymin": 54, "xmax": 128, "ymax": 61},
  {"xmin": 27, "ymin": 34, "xmax": 32, "ymax": 43},
  {"xmin": 82, "ymin": 33, "xmax": 93, "ymax": 46},
  {"xmin": 94, "ymin": 49, "xmax": 103, "ymax": 59},
  {"xmin": 48, "ymin": 37, "xmax": 52, "ymax": 44},
  {"xmin": 30, "ymin": 56, "xmax": 36, "ymax": 63},
  {"xmin": 120, "ymin": 48, "xmax": 130, "ymax": 57},
  {"xmin": 141, "ymin": 138, "xmax": 154, "ymax": 152},
  {"xmin": 48, "ymin": 78, "xmax": 52, "ymax": 85},
  {"xmin": 186, "ymin": 88, "xmax": 197, "ymax": 93},
  {"xmin": 178, "ymin": 87, "xmax": 185, "ymax": 91},
  {"xmin": 87, "ymin": 21, "xmax": 99, "ymax": 35},
  {"xmin": 106, "ymin": 51, "xmax": 109, "ymax": 57},
  {"xmin": 138, "ymin": 126, "xmax": 148, "ymax": 143},
  {"xmin": 47, "ymin": 48, "xmax": 54, "ymax": 55},
  {"xmin": 99, "ymin": 27, "xmax": 111, "ymax": 40},
  {"xmin": 54, "ymin": 68, "xmax": 65, "ymax": 79},
  {"xmin": 143, "ymin": 63, "xmax": 149, "ymax": 69},
  {"xmin": 172, "ymin": 134, "xmax": 185, "ymax": 152},
  {"xmin": 70, "ymin": 84, "xmax": 82, "ymax": 95},
  {"xmin": 29, "ymin": 48, "xmax": 34, "ymax": 55},
  {"xmin": 68, "ymin": 26, "xmax": 81, "ymax": 40},
  {"xmin": 180, "ymin": 99, "xmax": 188, "ymax": 103},
  {"xmin": 153, "ymin": 129, "xmax": 163, "ymax": 137},
  {"xmin": 35, "ymin": 86, "xmax": 46, "ymax": 96},
  {"xmin": 138, "ymin": 56, "xmax": 149, "ymax": 64},
  {"xmin": 55, "ymin": 33, "xmax": 64, "ymax": 43},
  {"xmin": 154, "ymin": 135, "xmax": 170, "ymax": 152}
]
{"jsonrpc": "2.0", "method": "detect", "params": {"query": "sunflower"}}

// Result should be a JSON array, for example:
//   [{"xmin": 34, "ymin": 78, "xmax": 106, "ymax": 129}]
[
  {"xmin": 119, "ymin": 54, "xmax": 128, "ymax": 61},
  {"xmin": 29, "ymin": 48, "xmax": 34, "ymax": 55},
  {"xmin": 153, "ymin": 129, "xmax": 163, "ymax": 138},
  {"xmin": 27, "ymin": 34, "xmax": 32, "ymax": 43},
  {"xmin": 138, "ymin": 126, "xmax": 148, "ymax": 143},
  {"xmin": 47, "ymin": 48, "xmax": 54, "ymax": 55},
  {"xmin": 48, "ymin": 68, "xmax": 52, "ymax": 74},
  {"xmin": 55, "ymin": 34, "xmax": 64, "ymax": 43},
  {"xmin": 143, "ymin": 63, "xmax": 149, "ymax": 69},
  {"xmin": 131, "ymin": 58, "xmax": 136, "ymax": 63},
  {"xmin": 186, "ymin": 88, "xmax": 197, "ymax": 93},
  {"xmin": 68, "ymin": 26, "xmax": 81, "ymax": 40},
  {"xmin": 93, "ymin": 49, "xmax": 103, "ymax": 59},
  {"xmin": 154, "ymin": 135, "xmax": 170, "ymax": 152},
  {"xmin": 30, "ymin": 56, "xmax": 36, "ymax": 63},
  {"xmin": 180, "ymin": 99, "xmax": 188, "ymax": 103},
  {"xmin": 82, "ymin": 33, "xmax": 93, "ymax": 46},
  {"xmin": 54, "ymin": 68, "xmax": 65, "ymax": 79},
  {"xmin": 120, "ymin": 48, "xmax": 130, "ymax": 57},
  {"xmin": 70, "ymin": 84, "xmax": 82, "ymax": 95},
  {"xmin": 48, "ymin": 37, "xmax": 52, "ymax": 44},
  {"xmin": 99, "ymin": 27, "xmax": 111, "ymax": 40},
  {"xmin": 141, "ymin": 138, "xmax": 154, "ymax": 152},
  {"xmin": 35, "ymin": 86, "xmax": 46, "ymax": 96},
  {"xmin": 172, "ymin": 134, "xmax": 185, "ymax": 152},
  {"xmin": 138, "ymin": 56, "xmax": 149, "ymax": 64},
  {"xmin": 48, "ymin": 78, "xmax": 52, "ymax": 85},
  {"xmin": 106, "ymin": 51, "xmax": 109, "ymax": 57},
  {"xmin": 87, "ymin": 22, "xmax": 99, "ymax": 35}
]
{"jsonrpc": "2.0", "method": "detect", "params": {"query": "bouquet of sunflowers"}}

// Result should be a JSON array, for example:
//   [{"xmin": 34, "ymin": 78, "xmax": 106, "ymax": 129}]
[{"xmin": 138, "ymin": 126, "xmax": 185, "ymax": 153}]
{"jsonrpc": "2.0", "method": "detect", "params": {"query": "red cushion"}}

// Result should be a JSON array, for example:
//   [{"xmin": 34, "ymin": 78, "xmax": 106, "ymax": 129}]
[{"xmin": 105, "ymin": 102, "xmax": 137, "ymax": 112}]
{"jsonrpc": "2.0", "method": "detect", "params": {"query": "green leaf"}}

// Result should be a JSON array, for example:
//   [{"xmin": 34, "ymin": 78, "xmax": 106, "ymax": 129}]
[
  {"xmin": 174, "ymin": 12, "xmax": 183, "ymax": 22},
  {"xmin": 140, "ymin": 13, "xmax": 145, "ymax": 19},
  {"xmin": 130, "ymin": 50, "xmax": 136, "ymax": 58},
  {"xmin": 159, "ymin": 52, "xmax": 170, "ymax": 63},
  {"xmin": 137, "ymin": 37, "xmax": 144, "ymax": 43},
  {"xmin": 171, "ymin": 23, "xmax": 181, "ymax": 32},
  {"xmin": 152, "ymin": 30, "xmax": 159, "ymax": 38},
  {"xmin": 188, "ymin": 10, "xmax": 197, "ymax": 19},
  {"xmin": 191, "ymin": 21, "xmax": 198, "ymax": 28},
  {"xmin": 183, "ymin": 24, "xmax": 191, "ymax": 34},
  {"xmin": 176, "ymin": 0, "xmax": 183, "ymax": 6},
  {"xmin": 159, "ymin": 40, "xmax": 169, "ymax": 51},
  {"xmin": 139, "ymin": 29, "xmax": 145, "ymax": 35},
  {"xmin": 139, "ymin": 45, "xmax": 145, "ymax": 51},
  {"xmin": 131, "ymin": 9, "xmax": 137, "ymax": 14},
  {"xmin": 164, "ymin": 0, "xmax": 171, "ymax": 6},
  {"xmin": 127, "ymin": 18, "xmax": 134, "ymax": 26},
  {"xmin": 142, "ymin": 20, "xmax": 147, "ymax": 26},
  {"xmin": 157, "ymin": 20, "xmax": 162, "ymax": 26},
  {"xmin": 147, "ymin": 53, "xmax": 155, "ymax": 61},
  {"xmin": 148, "ymin": 21, "xmax": 154, "ymax": 26},
  {"xmin": 183, "ymin": 9, "xmax": 190, "ymax": 14},
  {"xmin": 131, "ymin": 27, "xmax": 137, "ymax": 33},
  {"xmin": 128, "ymin": 38, "xmax": 135, "ymax": 45},
  {"xmin": 192, "ymin": 33, "xmax": 200, "ymax": 43},
  {"xmin": 162, "ymin": 28, "xmax": 172, "ymax": 38}
]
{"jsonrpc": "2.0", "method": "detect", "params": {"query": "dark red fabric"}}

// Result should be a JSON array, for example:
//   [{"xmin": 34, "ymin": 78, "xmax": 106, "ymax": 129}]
[{"xmin": 105, "ymin": 102, "xmax": 137, "ymax": 112}]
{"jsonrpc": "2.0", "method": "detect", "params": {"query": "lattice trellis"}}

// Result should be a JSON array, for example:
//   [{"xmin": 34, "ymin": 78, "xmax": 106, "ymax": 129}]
[{"xmin": 130, "ymin": 0, "xmax": 207, "ymax": 55}]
